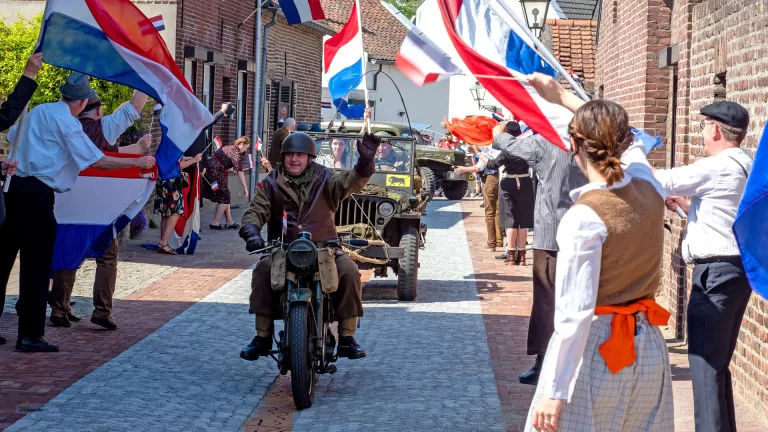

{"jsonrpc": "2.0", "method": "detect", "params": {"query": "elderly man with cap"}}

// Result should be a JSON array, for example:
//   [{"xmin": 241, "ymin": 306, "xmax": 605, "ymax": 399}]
[
  {"xmin": 48, "ymin": 89, "xmax": 151, "ymax": 331},
  {"xmin": 269, "ymin": 118, "xmax": 296, "ymax": 168},
  {"xmin": 238, "ymin": 128, "xmax": 381, "ymax": 362},
  {"xmin": 0, "ymin": 73, "xmax": 156, "ymax": 352},
  {"xmin": 654, "ymin": 101, "xmax": 753, "ymax": 432}
]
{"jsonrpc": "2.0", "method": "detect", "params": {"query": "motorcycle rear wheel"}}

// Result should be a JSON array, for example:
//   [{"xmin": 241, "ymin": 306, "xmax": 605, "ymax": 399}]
[{"xmin": 289, "ymin": 302, "xmax": 316, "ymax": 409}]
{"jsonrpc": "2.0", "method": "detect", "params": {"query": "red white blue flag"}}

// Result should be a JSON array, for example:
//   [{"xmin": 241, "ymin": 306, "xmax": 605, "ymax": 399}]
[
  {"xmin": 323, "ymin": 0, "xmax": 366, "ymax": 119},
  {"xmin": 168, "ymin": 167, "xmax": 200, "ymax": 254},
  {"xmin": 36, "ymin": 0, "xmax": 214, "ymax": 180},
  {"xmin": 52, "ymin": 152, "xmax": 157, "ymax": 270},
  {"xmin": 280, "ymin": 0, "xmax": 325, "ymax": 25}
]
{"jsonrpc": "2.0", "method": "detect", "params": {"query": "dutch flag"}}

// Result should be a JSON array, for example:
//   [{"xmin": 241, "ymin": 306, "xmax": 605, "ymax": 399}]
[{"xmin": 323, "ymin": 0, "xmax": 366, "ymax": 119}]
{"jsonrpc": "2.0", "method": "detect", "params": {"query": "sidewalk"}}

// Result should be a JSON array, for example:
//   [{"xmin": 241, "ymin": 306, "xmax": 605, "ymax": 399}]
[
  {"xmin": 0, "ymin": 201, "xmax": 254, "ymax": 429},
  {"xmin": 458, "ymin": 197, "xmax": 768, "ymax": 432}
]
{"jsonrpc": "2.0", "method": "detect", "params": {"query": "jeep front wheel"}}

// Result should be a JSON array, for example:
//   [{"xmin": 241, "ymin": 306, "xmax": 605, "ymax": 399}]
[
  {"xmin": 419, "ymin": 167, "xmax": 437, "ymax": 200},
  {"xmin": 397, "ymin": 227, "xmax": 419, "ymax": 301},
  {"xmin": 442, "ymin": 180, "xmax": 469, "ymax": 201}
]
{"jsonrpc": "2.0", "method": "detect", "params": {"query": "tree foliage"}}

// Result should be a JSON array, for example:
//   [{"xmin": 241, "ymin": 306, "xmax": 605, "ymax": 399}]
[
  {"xmin": 0, "ymin": 13, "xmax": 133, "ymax": 113},
  {"xmin": 382, "ymin": 0, "xmax": 421, "ymax": 19}
]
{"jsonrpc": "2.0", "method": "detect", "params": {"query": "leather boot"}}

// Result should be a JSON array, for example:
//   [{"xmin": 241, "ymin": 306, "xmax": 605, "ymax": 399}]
[
  {"xmin": 337, "ymin": 318, "xmax": 366, "ymax": 359},
  {"xmin": 519, "ymin": 355, "xmax": 544, "ymax": 385},
  {"xmin": 504, "ymin": 250, "xmax": 518, "ymax": 266},
  {"xmin": 517, "ymin": 250, "xmax": 527, "ymax": 266},
  {"xmin": 240, "ymin": 336, "xmax": 273, "ymax": 361}
]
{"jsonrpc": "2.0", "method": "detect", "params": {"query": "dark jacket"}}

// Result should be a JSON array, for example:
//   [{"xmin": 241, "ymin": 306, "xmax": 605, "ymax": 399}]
[
  {"xmin": 242, "ymin": 162, "xmax": 368, "ymax": 242},
  {"xmin": 268, "ymin": 126, "xmax": 290, "ymax": 168},
  {"xmin": 1, "ymin": 76, "xmax": 37, "ymax": 132}
]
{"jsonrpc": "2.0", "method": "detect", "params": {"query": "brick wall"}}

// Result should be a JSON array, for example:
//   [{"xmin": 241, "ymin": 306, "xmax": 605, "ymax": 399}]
[
  {"xmin": 175, "ymin": 2, "xmax": 325, "ymax": 154},
  {"xmin": 596, "ymin": 0, "xmax": 768, "ymax": 420}
]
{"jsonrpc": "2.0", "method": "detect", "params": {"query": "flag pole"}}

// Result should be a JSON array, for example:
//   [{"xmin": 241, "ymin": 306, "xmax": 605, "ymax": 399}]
[
  {"xmin": 249, "ymin": 0, "xmax": 263, "ymax": 200},
  {"xmin": 491, "ymin": 0, "xmax": 590, "ymax": 102},
  {"xmin": 355, "ymin": 0, "xmax": 372, "ymax": 134},
  {"xmin": 4, "ymin": 104, "xmax": 29, "ymax": 193}
]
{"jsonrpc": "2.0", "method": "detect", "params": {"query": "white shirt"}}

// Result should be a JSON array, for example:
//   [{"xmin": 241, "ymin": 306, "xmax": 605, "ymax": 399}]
[
  {"xmin": 102, "ymin": 103, "xmax": 140, "ymax": 146},
  {"xmin": 541, "ymin": 140, "xmax": 665, "ymax": 401},
  {"xmin": 7, "ymin": 101, "xmax": 104, "ymax": 193},
  {"xmin": 654, "ymin": 148, "xmax": 752, "ymax": 262},
  {"xmin": 476, "ymin": 146, "xmax": 500, "ymax": 171}
]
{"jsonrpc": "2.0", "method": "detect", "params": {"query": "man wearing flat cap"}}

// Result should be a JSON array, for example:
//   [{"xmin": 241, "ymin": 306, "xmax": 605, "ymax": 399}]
[
  {"xmin": 0, "ymin": 72, "xmax": 156, "ymax": 353},
  {"xmin": 654, "ymin": 100, "xmax": 753, "ymax": 432},
  {"xmin": 48, "ymin": 88, "xmax": 152, "ymax": 331}
]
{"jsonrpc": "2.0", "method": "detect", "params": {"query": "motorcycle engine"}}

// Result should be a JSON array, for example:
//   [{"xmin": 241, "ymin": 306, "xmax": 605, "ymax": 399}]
[{"xmin": 287, "ymin": 236, "xmax": 317, "ymax": 269}]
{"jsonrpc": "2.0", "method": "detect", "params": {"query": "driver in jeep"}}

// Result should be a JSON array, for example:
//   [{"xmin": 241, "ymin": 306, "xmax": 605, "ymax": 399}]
[
  {"xmin": 238, "ymin": 131, "xmax": 381, "ymax": 361},
  {"xmin": 374, "ymin": 134, "xmax": 409, "ymax": 172}
]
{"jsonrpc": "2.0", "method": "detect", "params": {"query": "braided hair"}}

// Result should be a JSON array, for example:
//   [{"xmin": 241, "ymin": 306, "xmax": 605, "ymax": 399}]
[{"xmin": 568, "ymin": 100, "xmax": 633, "ymax": 186}]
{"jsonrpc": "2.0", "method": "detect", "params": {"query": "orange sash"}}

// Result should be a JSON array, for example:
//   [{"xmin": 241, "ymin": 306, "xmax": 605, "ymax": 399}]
[{"xmin": 594, "ymin": 299, "xmax": 670, "ymax": 374}]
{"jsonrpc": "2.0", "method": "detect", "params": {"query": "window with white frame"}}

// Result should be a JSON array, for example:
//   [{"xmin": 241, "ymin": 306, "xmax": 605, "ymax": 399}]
[
  {"xmin": 237, "ymin": 71, "xmax": 247, "ymax": 139},
  {"xmin": 203, "ymin": 63, "xmax": 214, "ymax": 113}
]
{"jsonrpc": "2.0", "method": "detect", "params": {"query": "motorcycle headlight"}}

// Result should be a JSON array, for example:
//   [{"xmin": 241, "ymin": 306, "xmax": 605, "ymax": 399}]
[
  {"xmin": 378, "ymin": 202, "xmax": 395, "ymax": 218},
  {"xmin": 287, "ymin": 237, "xmax": 317, "ymax": 269}
]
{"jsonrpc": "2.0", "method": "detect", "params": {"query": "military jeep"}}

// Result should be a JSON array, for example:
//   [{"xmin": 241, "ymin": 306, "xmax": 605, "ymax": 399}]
[
  {"xmin": 309, "ymin": 133, "xmax": 427, "ymax": 301},
  {"xmin": 320, "ymin": 120, "xmax": 470, "ymax": 201}
]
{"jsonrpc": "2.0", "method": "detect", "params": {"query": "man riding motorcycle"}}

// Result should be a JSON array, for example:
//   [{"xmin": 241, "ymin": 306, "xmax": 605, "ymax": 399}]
[{"xmin": 238, "ymin": 130, "xmax": 381, "ymax": 361}]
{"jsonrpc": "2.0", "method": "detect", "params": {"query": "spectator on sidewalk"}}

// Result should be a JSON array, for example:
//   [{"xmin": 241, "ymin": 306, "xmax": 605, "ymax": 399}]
[
  {"xmin": 202, "ymin": 136, "xmax": 251, "ymax": 230},
  {"xmin": 497, "ymin": 107, "xmax": 587, "ymax": 388},
  {"xmin": 655, "ymin": 101, "xmax": 753, "ymax": 432},
  {"xmin": 155, "ymin": 153, "xmax": 202, "ymax": 255},
  {"xmin": 0, "ymin": 72, "xmax": 155, "ymax": 352},
  {"xmin": 456, "ymin": 144, "xmax": 503, "ymax": 251},
  {"xmin": 524, "ymin": 73, "xmax": 672, "ymax": 432},
  {"xmin": 268, "ymin": 118, "xmax": 295, "ymax": 168},
  {"xmin": 476, "ymin": 121, "xmax": 534, "ymax": 265},
  {"xmin": 49, "ymin": 89, "xmax": 152, "ymax": 330}
]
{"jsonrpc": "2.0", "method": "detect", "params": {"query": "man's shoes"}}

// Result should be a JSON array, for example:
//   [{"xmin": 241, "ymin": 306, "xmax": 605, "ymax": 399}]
[
  {"xmin": 0, "ymin": 333, "xmax": 6, "ymax": 345},
  {"xmin": 16, "ymin": 337, "xmax": 59, "ymax": 353},
  {"xmin": 519, "ymin": 355, "xmax": 544, "ymax": 385},
  {"xmin": 67, "ymin": 312, "xmax": 82, "ymax": 322},
  {"xmin": 240, "ymin": 336, "xmax": 273, "ymax": 361},
  {"xmin": 337, "ymin": 336, "xmax": 366, "ymax": 359},
  {"xmin": 495, "ymin": 251, "xmax": 512, "ymax": 260},
  {"xmin": 50, "ymin": 315, "xmax": 72, "ymax": 328},
  {"xmin": 482, "ymin": 247, "xmax": 496, "ymax": 252},
  {"xmin": 91, "ymin": 316, "xmax": 118, "ymax": 330}
]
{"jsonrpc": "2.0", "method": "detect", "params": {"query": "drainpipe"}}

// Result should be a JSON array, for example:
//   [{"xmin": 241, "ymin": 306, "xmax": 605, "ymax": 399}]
[{"xmin": 249, "ymin": 8, "xmax": 277, "ymax": 198}]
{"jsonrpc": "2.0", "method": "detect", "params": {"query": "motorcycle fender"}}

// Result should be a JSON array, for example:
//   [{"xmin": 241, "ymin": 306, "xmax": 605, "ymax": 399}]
[{"xmin": 288, "ymin": 288, "xmax": 313, "ymax": 303}]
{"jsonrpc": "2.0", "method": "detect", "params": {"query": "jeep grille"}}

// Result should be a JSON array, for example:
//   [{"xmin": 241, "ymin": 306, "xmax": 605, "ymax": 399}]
[
  {"xmin": 454, "ymin": 151, "xmax": 466, "ymax": 166},
  {"xmin": 335, "ymin": 195, "xmax": 378, "ymax": 227}
]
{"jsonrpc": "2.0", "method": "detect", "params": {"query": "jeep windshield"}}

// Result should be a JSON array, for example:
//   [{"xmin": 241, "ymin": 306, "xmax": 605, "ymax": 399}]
[{"xmin": 312, "ymin": 135, "xmax": 413, "ymax": 174}]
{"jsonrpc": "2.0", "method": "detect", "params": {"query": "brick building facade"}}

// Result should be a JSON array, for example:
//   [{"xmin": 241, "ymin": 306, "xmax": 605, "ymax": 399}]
[{"xmin": 595, "ymin": 0, "xmax": 768, "ymax": 418}]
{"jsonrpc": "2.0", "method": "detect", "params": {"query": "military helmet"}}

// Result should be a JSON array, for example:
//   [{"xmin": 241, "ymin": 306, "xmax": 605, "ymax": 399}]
[{"xmin": 281, "ymin": 132, "xmax": 317, "ymax": 157}]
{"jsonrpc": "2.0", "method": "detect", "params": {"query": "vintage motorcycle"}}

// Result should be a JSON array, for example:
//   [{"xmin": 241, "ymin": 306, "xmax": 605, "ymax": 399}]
[{"xmin": 251, "ymin": 232, "xmax": 369, "ymax": 409}]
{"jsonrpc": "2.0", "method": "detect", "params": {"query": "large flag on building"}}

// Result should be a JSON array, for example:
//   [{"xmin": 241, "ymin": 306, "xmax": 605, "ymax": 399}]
[
  {"xmin": 323, "ymin": 0, "xmax": 366, "ymax": 119},
  {"xmin": 281, "ymin": 0, "xmax": 326, "ymax": 25},
  {"xmin": 168, "ymin": 167, "xmax": 200, "ymax": 254},
  {"xmin": 432, "ymin": 0, "xmax": 572, "ymax": 151},
  {"xmin": 733, "ymin": 123, "xmax": 768, "ymax": 297},
  {"xmin": 36, "ymin": 0, "xmax": 214, "ymax": 180},
  {"xmin": 52, "ymin": 153, "xmax": 157, "ymax": 270}
]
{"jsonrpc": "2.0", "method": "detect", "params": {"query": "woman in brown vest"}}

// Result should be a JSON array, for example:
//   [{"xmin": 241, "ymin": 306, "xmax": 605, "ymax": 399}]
[{"xmin": 524, "ymin": 74, "xmax": 673, "ymax": 432}]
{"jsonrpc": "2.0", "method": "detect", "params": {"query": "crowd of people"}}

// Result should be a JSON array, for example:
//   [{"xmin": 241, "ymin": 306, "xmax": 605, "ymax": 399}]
[{"xmin": 0, "ymin": 50, "xmax": 758, "ymax": 432}]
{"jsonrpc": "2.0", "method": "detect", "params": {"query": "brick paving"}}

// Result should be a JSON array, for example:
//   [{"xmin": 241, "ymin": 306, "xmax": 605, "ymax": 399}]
[
  {"xmin": 459, "ymin": 197, "xmax": 768, "ymax": 431},
  {"xmin": 0, "ymin": 204, "xmax": 252, "ymax": 430}
]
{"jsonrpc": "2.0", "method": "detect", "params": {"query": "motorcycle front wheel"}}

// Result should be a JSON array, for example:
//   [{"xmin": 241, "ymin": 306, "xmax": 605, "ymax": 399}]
[{"xmin": 289, "ymin": 302, "xmax": 316, "ymax": 409}]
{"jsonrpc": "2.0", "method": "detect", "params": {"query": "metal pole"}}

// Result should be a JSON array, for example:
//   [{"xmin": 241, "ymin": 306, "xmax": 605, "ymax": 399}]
[
  {"xmin": 492, "ymin": 0, "xmax": 590, "ymax": 102},
  {"xmin": 248, "ymin": 0, "xmax": 263, "ymax": 199},
  {"xmin": 257, "ymin": 12, "xmax": 277, "ymax": 173}
]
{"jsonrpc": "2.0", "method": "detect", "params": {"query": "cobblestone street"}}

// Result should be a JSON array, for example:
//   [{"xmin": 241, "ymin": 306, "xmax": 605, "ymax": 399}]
[{"xmin": 0, "ymin": 199, "xmax": 766, "ymax": 431}]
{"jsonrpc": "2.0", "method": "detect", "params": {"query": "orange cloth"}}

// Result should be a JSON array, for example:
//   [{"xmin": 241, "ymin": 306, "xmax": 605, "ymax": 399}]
[
  {"xmin": 594, "ymin": 299, "xmax": 670, "ymax": 374},
  {"xmin": 444, "ymin": 115, "xmax": 498, "ymax": 146}
]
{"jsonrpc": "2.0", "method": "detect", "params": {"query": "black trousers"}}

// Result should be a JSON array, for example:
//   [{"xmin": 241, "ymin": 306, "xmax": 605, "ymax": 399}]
[
  {"xmin": 0, "ymin": 176, "xmax": 57, "ymax": 340},
  {"xmin": 527, "ymin": 249, "xmax": 557, "ymax": 355},
  {"xmin": 688, "ymin": 259, "xmax": 752, "ymax": 432}
]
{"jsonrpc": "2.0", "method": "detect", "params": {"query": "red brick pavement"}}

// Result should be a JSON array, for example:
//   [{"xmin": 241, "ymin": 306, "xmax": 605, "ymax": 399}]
[{"xmin": 460, "ymin": 198, "xmax": 768, "ymax": 431}]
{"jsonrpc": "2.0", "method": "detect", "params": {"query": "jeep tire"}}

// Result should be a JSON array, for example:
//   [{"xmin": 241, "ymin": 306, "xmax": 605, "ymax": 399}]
[
  {"xmin": 441, "ymin": 180, "xmax": 469, "ymax": 201},
  {"xmin": 419, "ymin": 167, "xmax": 437, "ymax": 200},
  {"xmin": 397, "ymin": 226, "xmax": 419, "ymax": 301}
]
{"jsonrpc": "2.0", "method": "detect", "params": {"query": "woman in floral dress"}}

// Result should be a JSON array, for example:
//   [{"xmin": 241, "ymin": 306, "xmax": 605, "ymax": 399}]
[
  {"xmin": 155, "ymin": 153, "xmax": 202, "ymax": 254},
  {"xmin": 202, "ymin": 136, "xmax": 250, "ymax": 229}
]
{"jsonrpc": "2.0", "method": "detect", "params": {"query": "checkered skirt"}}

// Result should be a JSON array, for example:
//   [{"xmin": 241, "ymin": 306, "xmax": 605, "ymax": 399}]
[{"xmin": 524, "ymin": 313, "xmax": 674, "ymax": 432}]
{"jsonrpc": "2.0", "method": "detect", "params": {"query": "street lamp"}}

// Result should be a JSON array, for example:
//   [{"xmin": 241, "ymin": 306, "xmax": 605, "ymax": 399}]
[
  {"xmin": 470, "ymin": 82, "xmax": 496, "ymax": 111},
  {"xmin": 519, "ymin": 0, "xmax": 551, "ymax": 39}
]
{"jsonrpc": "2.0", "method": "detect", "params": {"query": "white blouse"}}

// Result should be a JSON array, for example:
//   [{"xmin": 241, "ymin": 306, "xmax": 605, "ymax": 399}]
[{"xmin": 540, "ymin": 139, "xmax": 665, "ymax": 401}]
